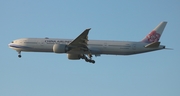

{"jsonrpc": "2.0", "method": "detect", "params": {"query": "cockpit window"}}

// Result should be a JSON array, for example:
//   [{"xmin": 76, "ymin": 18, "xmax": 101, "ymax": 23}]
[{"xmin": 11, "ymin": 41, "xmax": 14, "ymax": 43}]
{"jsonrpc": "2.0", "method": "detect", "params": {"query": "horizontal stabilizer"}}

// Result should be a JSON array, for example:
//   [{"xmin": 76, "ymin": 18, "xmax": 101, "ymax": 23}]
[
  {"xmin": 145, "ymin": 42, "xmax": 160, "ymax": 48},
  {"xmin": 165, "ymin": 48, "xmax": 173, "ymax": 50}
]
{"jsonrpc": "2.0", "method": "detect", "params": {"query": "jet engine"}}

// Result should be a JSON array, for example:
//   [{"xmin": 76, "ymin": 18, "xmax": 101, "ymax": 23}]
[
  {"xmin": 67, "ymin": 54, "xmax": 80, "ymax": 60},
  {"xmin": 53, "ymin": 44, "xmax": 68, "ymax": 53}
]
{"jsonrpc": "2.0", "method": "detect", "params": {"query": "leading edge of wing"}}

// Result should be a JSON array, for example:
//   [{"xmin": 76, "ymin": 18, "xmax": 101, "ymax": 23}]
[{"xmin": 69, "ymin": 28, "xmax": 91, "ymax": 47}]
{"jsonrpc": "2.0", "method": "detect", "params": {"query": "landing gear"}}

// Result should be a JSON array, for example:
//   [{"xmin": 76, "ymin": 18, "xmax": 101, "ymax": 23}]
[
  {"xmin": 88, "ymin": 54, "xmax": 92, "ymax": 59},
  {"xmin": 17, "ymin": 51, "xmax": 22, "ymax": 58},
  {"xmin": 85, "ymin": 58, "xmax": 95, "ymax": 64},
  {"xmin": 18, "ymin": 54, "xmax": 21, "ymax": 58},
  {"xmin": 81, "ymin": 54, "xmax": 95, "ymax": 64}
]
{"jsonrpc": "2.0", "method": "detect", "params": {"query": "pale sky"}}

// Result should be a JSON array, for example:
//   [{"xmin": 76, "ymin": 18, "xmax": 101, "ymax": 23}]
[{"xmin": 0, "ymin": 0, "xmax": 180, "ymax": 96}]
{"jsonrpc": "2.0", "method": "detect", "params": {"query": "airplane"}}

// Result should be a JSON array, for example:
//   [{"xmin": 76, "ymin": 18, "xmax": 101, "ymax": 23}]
[{"xmin": 8, "ymin": 21, "xmax": 167, "ymax": 64}]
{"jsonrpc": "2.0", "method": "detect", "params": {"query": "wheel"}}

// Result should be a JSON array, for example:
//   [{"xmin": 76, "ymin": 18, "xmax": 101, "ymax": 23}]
[
  {"xmin": 18, "ymin": 55, "xmax": 21, "ymax": 58},
  {"xmin": 91, "ymin": 60, "xmax": 95, "ymax": 64},
  {"xmin": 85, "ymin": 58, "xmax": 89, "ymax": 62}
]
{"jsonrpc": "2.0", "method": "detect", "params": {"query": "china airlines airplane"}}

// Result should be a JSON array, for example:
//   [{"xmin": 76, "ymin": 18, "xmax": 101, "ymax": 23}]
[{"xmin": 9, "ymin": 22, "xmax": 167, "ymax": 64}]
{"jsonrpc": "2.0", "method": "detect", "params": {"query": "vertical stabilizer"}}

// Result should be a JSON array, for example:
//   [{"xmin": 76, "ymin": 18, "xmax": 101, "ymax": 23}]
[{"xmin": 141, "ymin": 21, "xmax": 167, "ymax": 43}]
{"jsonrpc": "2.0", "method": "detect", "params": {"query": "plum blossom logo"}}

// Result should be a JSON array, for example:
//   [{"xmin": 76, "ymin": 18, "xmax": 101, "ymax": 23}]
[{"xmin": 146, "ymin": 31, "xmax": 161, "ymax": 42}]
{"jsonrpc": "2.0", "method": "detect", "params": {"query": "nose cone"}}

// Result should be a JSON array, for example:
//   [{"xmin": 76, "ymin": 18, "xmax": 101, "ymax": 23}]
[
  {"xmin": 8, "ymin": 40, "xmax": 16, "ymax": 48},
  {"xmin": 8, "ymin": 40, "xmax": 17, "ymax": 48},
  {"xmin": 8, "ymin": 43, "xmax": 14, "ymax": 48}
]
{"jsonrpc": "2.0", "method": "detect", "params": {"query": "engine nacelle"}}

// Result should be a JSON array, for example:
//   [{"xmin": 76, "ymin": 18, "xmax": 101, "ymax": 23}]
[
  {"xmin": 53, "ymin": 44, "xmax": 67, "ymax": 53},
  {"xmin": 67, "ymin": 54, "xmax": 80, "ymax": 60}
]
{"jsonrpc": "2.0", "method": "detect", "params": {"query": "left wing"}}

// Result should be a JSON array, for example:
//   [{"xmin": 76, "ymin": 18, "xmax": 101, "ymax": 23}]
[{"xmin": 68, "ymin": 28, "xmax": 91, "ymax": 51}]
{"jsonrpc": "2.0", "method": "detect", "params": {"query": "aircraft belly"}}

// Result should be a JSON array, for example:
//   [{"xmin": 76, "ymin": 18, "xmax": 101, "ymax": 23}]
[
  {"xmin": 21, "ymin": 44, "xmax": 53, "ymax": 52},
  {"xmin": 102, "ymin": 47, "xmax": 133, "ymax": 55}
]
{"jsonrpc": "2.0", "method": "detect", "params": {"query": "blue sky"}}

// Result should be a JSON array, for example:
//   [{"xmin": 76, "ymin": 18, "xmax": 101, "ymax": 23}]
[{"xmin": 0, "ymin": 0, "xmax": 180, "ymax": 96}]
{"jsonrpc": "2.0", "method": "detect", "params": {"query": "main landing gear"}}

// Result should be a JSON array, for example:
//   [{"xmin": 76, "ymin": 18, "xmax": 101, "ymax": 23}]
[{"xmin": 80, "ymin": 54, "xmax": 95, "ymax": 64}]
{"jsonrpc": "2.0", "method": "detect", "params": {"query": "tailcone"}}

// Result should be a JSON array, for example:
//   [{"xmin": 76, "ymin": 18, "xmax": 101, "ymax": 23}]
[{"xmin": 159, "ymin": 45, "xmax": 166, "ymax": 49}]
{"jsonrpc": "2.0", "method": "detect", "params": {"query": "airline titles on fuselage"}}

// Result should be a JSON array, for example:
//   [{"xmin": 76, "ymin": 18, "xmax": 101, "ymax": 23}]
[{"xmin": 45, "ymin": 40, "xmax": 71, "ymax": 44}]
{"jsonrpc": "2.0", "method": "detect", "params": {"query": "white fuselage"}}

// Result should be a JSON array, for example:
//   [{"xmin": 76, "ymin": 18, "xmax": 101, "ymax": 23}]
[{"xmin": 8, "ymin": 38, "xmax": 165, "ymax": 55}]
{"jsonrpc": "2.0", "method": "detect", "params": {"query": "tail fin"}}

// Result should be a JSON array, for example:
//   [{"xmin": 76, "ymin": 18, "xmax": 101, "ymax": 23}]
[{"xmin": 141, "ymin": 21, "xmax": 167, "ymax": 43}]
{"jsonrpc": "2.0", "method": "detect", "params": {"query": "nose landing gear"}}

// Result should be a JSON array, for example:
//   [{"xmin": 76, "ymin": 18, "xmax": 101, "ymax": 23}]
[
  {"xmin": 17, "ymin": 51, "xmax": 22, "ymax": 58},
  {"xmin": 18, "ymin": 55, "xmax": 21, "ymax": 58}
]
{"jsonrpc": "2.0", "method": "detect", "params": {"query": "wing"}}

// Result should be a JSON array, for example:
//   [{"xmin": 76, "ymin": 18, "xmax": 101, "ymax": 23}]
[{"xmin": 68, "ymin": 28, "xmax": 91, "ymax": 52}]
